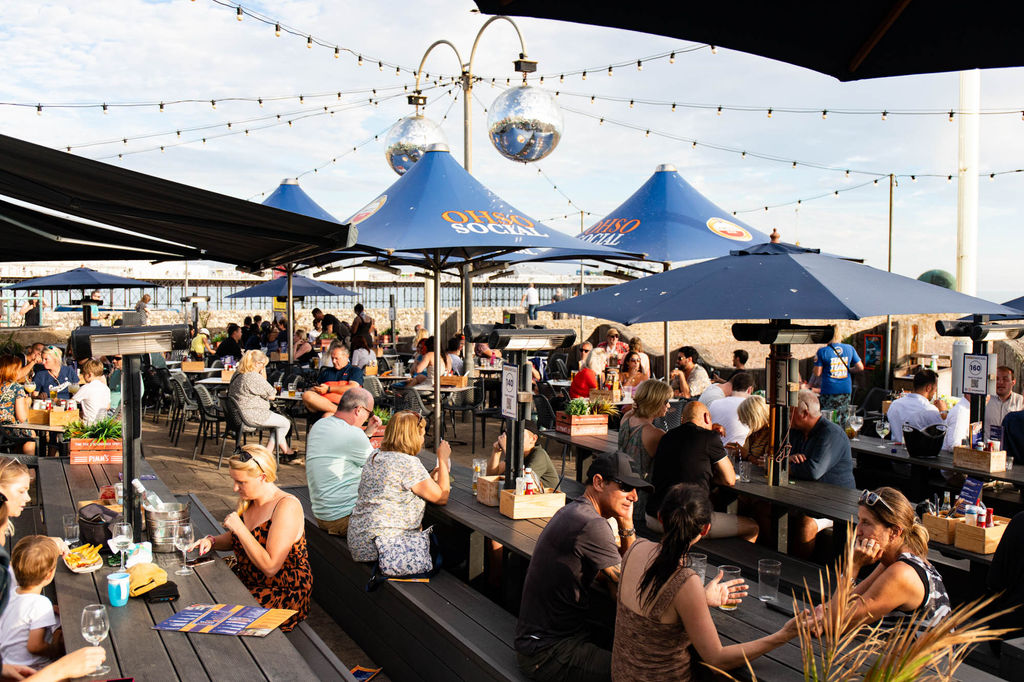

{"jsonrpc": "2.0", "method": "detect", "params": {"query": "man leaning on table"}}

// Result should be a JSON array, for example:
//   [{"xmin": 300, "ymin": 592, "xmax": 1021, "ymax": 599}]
[
  {"xmin": 985, "ymin": 366, "xmax": 1023, "ymax": 441},
  {"xmin": 886, "ymin": 370, "xmax": 947, "ymax": 444},
  {"xmin": 515, "ymin": 452, "xmax": 651, "ymax": 682}
]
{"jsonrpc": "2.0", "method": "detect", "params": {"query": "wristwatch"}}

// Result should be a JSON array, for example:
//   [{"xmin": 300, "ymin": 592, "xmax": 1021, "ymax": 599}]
[{"xmin": 618, "ymin": 527, "xmax": 636, "ymax": 538}]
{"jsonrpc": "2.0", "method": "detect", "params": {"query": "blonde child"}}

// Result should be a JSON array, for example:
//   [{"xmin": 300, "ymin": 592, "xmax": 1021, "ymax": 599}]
[
  {"xmin": 74, "ymin": 359, "xmax": 111, "ymax": 425},
  {"xmin": 0, "ymin": 535, "xmax": 63, "ymax": 668}
]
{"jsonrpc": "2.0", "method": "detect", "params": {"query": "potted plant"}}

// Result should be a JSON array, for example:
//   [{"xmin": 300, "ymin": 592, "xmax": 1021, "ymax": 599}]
[
  {"xmin": 555, "ymin": 398, "xmax": 612, "ymax": 436},
  {"xmin": 64, "ymin": 417, "xmax": 123, "ymax": 464},
  {"xmin": 380, "ymin": 327, "xmax": 397, "ymax": 344},
  {"xmin": 369, "ymin": 407, "xmax": 391, "ymax": 448}
]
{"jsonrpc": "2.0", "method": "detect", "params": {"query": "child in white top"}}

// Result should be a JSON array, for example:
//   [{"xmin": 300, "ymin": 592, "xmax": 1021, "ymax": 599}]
[
  {"xmin": 0, "ymin": 535, "xmax": 63, "ymax": 668},
  {"xmin": 74, "ymin": 359, "xmax": 111, "ymax": 425}
]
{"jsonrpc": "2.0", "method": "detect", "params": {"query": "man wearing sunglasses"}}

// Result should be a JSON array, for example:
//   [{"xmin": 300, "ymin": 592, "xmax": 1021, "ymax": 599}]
[{"xmin": 516, "ymin": 452, "xmax": 652, "ymax": 682}]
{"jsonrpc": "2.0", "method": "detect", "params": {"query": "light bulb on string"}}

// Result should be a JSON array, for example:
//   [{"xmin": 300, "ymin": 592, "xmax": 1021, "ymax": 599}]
[
  {"xmin": 176, "ymin": 130, "xmax": 181, "ymax": 138},
  {"xmin": 645, "ymin": 130, "xmax": 649, "ymax": 137},
  {"xmin": 792, "ymin": 161, "xmax": 797, "ymax": 168},
  {"xmin": 102, "ymin": 103, "xmax": 108, "ymax": 114},
  {"xmin": 671, "ymin": 103, "xmax": 676, "ymax": 112},
  {"xmin": 717, "ymin": 105, "xmax": 722, "ymax": 115},
  {"xmin": 873, "ymin": 178, "xmax": 878, "ymax": 184},
  {"xmin": 35, "ymin": 104, "xmax": 41, "ymax": 116},
  {"xmin": 159, "ymin": 102, "xmax": 164, "ymax": 112},
  {"xmin": 582, "ymin": 71, "xmax": 587, "ymax": 80},
  {"xmin": 637, "ymin": 60, "xmax": 642, "ymax": 71},
  {"xmin": 396, "ymin": 66, "xmax": 400, "ymax": 76},
  {"xmin": 710, "ymin": 45, "xmax": 718, "ymax": 54},
  {"xmin": 990, "ymin": 173, "xmax": 996, "ymax": 181},
  {"xmin": 358, "ymin": 55, "xmax": 363, "ymax": 66},
  {"xmin": 949, "ymin": 110, "xmax": 954, "ymax": 122},
  {"xmin": 911, "ymin": 175, "xmax": 916, "ymax": 182},
  {"xmin": 947, "ymin": 175, "xmax": 952, "ymax": 182},
  {"xmin": 307, "ymin": 36, "xmax": 313, "ymax": 48},
  {"xmin": 692, "ymin": 141, "xmax": 697, "ymax": 148},
  {"xmin": 258, "ymin": 97, "xmax": 263, "ymax": 106},
  {"xmin": 834, "ymin": 190, "xmax": 839, "ymax": 196},
  {"xmin": 608, "ymin": 65, "xmax": 613, "ymax": 76},
  {"xmin": 599, "ymin": 117, "xmax": 604, "ymax": 125},
  {"xmin": 629, "ymin": 99, "xmax": 634, "ymax": 108},
  {"xmin": 741, "ymin": 151, "xmax": 746, "ymax": 158},
  {"xmin": 881, "ymin": 110, "xmax": 887, "ymax": 121},
  {"xmin": 299, "ymin": 95, "xmax": 304, "ymax": 103},
  {"xmin": 288, "ymin": 120, "xmax": 293, "ymax": 127},
  {"xmin": 274, "ymin": 22, "xmax": 280, "ymax": 36},
  {"xmin": 590, "ymin": 95, "xmax": 595, "ymax": 104},
  {"xmin": 669, "ymin": 52, "xmax": 675, "ymax": 63},
  {"xmin": 821, "ymin": 110, "xmax": 827, "ymax": 119},
  {"xmin": 160, "ymin": 146, "xmax": 165, "ymax": 153},
  {"xmin": 845, "ymin": 170, "xmax": 849, "ymax": 178},
  {"xmin": 236, "ymin": 6, "xmax": 242, "ymax": 21},
  {"xmin": 335, "ymin": 47, "xmax": 340, "ymax": 58},
  {"xmin": 211, "ymin": 100, "xmax": 216, "ymax": 109},
  {"xmin": 559, "ymin": 74, "xmax": 564, "ymax": 83},
  {"xmin": 379, "ymin": 61, "xmax": 383, "ymax": 71},
  {"xmin": 539, "ymin": 76, "xmax": 544, "ymax": 84},
  {"xmin": 767, "ymin": 108, "xmax": 772, "ymax": 118}
]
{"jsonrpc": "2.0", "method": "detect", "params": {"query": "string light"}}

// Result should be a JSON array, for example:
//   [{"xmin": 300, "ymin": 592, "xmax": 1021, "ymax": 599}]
[
  {"xmin": 274, "ymin": 22, "xmax": 280, "ymax": 36},
  {"xmin": 299, "ymin": 95, "xmax": 304, "ymax": 103},
  {"xmin": 211, "ymin": 100, "xmax": 216, "ymax": 109},
  {"xmin": 717, "ymin": 105, "xmax": 722, "ymax": 115},
  {"xmin": 767, "ymin": 108, "xmax": 772, "ymax": 118},
  {"xmin": 792, "ymin": 161, "xmax": 797, "ymax": 168},
  {"xmin": 159, "ymin": 102, "xmax": 164, "ymax": 112},
  {"xmin": 236, "ymin": 6, "xmax": 243, "ymax": 21},
  {"xmin": 881, "ymin": 110, "xmax": 887, "ymax": 120},
  {"xmin": 102, "ymin": 103, "xmax": 108, "ymax": 114},
  {"xmin": 559, "ymin": 74, "xmax": 564, "ymax": 83},
  {"xmin": 671, "ymin": 103, "xmax": 676, "ymax": 112},
  {"xmin": 949, "ymin": 110, "xmax": 954, "ymax": 122},
  {"xmin": 990, "ymin": 173, "xmax": 996, "ymax": 180},
  {"xmin": 378, "ymin": 61, "xmax": 383, "ymax": 71},
  {"xmin": 821, "ymin": 110, "xmax": 827, "ymax": 119},
  {"xmin": 358, "ymin": 55, "xmax": 363, "ymax": 66},
  {"xmin": 911, "ymin": 175, "xmax": 917, "ymax": 181},
  {"xmin": 645, "ymin": 130, "xmax": 649, "ymax": 137},
  {"xmin": 629, "ymin": 99, "xmax": 634, "ymax": 108},
  {"xmin": 669, "ymin": 52, "xmax": 675, "ymax": 63},
  {"xmin": 35, "ymin": 104, "xmax": 41, "ymax": 116},
  {"xmin": 306, "ymin": 36, "xmax": 312, "ymax": 48},
  {"xmin": 590, "ymin": 95, "xmax": 595, "ymax": 104},
  {"xmin": 845, "ymin": 170, "xmax": 850, "ymax": 178},
  {"xmin": 608, "ymin": 66, "xmax": 613, "ymax": 76},
  {"xmin": 257, "ymin": 98, "xmax": 263, "ymax": 106},
  {"xmin": 637, "ymin": 60, "xmax": 643, "ymax": 71},
  {"xmin": 582, "ymin": 71, "xmax": 587, "ymax": 80},
  {"xmin": 710, "ymin": 45, "xmax": 718, "ymax": 54},
  {"xmin": 334, "ymin": 47, "xmax": 339, "ymax": 58},
  {"xmin": 947, "ymin": 175, "xmax": 952, "ymax": 182}
]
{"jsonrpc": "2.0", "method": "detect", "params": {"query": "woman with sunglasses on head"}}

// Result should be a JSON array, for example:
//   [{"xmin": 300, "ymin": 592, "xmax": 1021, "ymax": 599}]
[
  {"xmin": 817, "ymin": 486, "xmax": 950, "ymax": 634},
  {"xmin": 228, "ymin": 350, "xmax": 296, "ymax": 461},
  {"xmin": 192, "ymin": 445, "xmax": 311, "ymax": 631},
  {"xmin": 31, "ymin": 347, "xmax": 78, "ymax": 402},
  {"xmin": 619, "ymin": 352, "xmax": 649, "ymax": 391},
  {"xmin": 347, "ymin": 411, "xmax": 450, "ymax": 562},
  {"xmin": 612, "ymin": 483, "xmax": 800, "ymax": 680}
]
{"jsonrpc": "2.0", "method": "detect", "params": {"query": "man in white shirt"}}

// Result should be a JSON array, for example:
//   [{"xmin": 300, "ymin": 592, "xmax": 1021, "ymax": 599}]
[
  {"xmin": 985, "ymin": 366, "xmax": 1024, "ymax": 440},
  {"xmin": 886, "ymin": 370, "xmax": 947, "ymax": 443},
  {"xmin": 700, "ymin": 370, "xmax": 754, "ymax": 408},
  {"xmin": 708, "ymin": 372, "xmax": 755, "ymax": 447},
  {"xmin": 670, "ymin": 346, "xmax": 711, "ymax": 399},
  {"xmin": 942, "ymin": 398, "xmax": 971, "ymax": 451},
  {"xmin": 521, "ymin": 282, "xmax": 540, "ymax": 320}
]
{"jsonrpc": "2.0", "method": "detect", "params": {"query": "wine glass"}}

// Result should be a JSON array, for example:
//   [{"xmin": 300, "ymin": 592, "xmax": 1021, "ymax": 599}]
[
  {"xmin": 112, "ymin": 522, "xmax": 132, "ymax": 571},
  {"xmin": 81, "ymin": 604, "xmax": 111, "ymax": 676},
  {"xmin": 848, "ymin": 414, "xmax": 864, "ymax": 440},
  {"xmin": 876, "ymin": 418, "xmax": 890, "ymax": 446},
  {"xmin": 174, "ymin": 522, "xmax": 194, "ymax": 576}
]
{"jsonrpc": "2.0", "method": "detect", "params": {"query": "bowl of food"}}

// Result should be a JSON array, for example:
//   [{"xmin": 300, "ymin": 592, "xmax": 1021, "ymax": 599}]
[{"xmin": 64, "ymin": 544, "xmax": 103, "ymax": 573}]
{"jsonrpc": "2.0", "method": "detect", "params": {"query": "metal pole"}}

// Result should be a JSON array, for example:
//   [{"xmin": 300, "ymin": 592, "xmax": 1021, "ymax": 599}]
[
  {"xmin": 662, "ymin": 262, "xmax": 671, "ymax": 380},
  {"xmin": 956, "ymin": 70, "xmax": 980, "ymax": 295},
  {"xmin": 432, "ymin": 265, "xmax": 442, "ymax": 452},
  {"xmin": 579, "ymin": 210, "xmax": 585, "ymax": 343},
  {"xmin": 123, "ymin": 355, "xmax": 143, "ymax": 542},
  {"xmin": 885, "ymin": 174, "xmax": 894, "ymax": 390},
  {"xmin": 287, "ymin": 266, "xmax": 295, "ymax": 364}
]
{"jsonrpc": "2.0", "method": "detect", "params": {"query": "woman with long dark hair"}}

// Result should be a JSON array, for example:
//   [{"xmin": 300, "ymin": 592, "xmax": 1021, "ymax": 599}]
[{"xmin": 611, "ymin": 484, "xmax": 798, "ymax": 680}]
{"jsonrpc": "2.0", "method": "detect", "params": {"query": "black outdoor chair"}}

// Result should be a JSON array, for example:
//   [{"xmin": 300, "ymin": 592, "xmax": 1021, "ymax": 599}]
[
  {"xmin": 167, "ymin": 373, "xmax": 199, "ymax": 446},
  {"xmin": 443, "ymin": 385, "xmax": 481, "ymax": 446},
  {"xmin": 219, "ymin": 395, "xmax": 260, "ymax": 470},
  {"xmin": 192, "ymin": 384, "xmax": 225, "ymax": 461}
]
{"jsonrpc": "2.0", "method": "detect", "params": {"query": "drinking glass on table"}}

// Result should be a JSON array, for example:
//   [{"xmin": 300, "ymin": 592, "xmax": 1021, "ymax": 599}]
[
  {"xmin": 876, "ymin": 418, "xmax": 890, "ymax": 444},
  {"xmin": 688, "ymin": 553, "xmax": 707, "ymax": 584},
  {"xmin": 81, "ymin": 604, "xmax": 111, "ymax": 676},
  {"xmin": 49, "ymin": 387, "xmax": 58, "ymax": 401},
  {"xmin": 847, "ymin": 414, "xmax": 864, "ymax": 440},
  {"xmin": 758, "ymin": 559, "xmax": 782, "ymax": 602},
  {"xmin": 718, "ymin": 566, "xmax": 742, "ymax": 610},
  {"xmin": 112, "ymin": 522, "xmax": 132, "ymax": 571},
  {"xmin": 62, "ymin": 513, "xmax": 79, "ymax": 546},
  {"xmin": 175, "ymin": 522, "xmax": 195, "ymax": 576}
]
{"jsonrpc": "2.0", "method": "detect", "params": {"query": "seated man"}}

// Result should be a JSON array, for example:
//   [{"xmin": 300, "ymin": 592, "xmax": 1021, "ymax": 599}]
[
  {"xmin": 596, "ymin": 328, "xmax": 628, "ymax": 366},
  {"xmin": 486, "ymin": 425, "xmax": 558, "ymax": 490},
  {"xmin": 475, "ymin": 341, "xmax": 502, "ymax": 361},
  {"xmin": 786, "ymin": 390, "xmax": 856, "ymax": 557},
  {"xmin": 648, "ymin": 401, "xmax": 758, "ymax": 541},
  {"xmin": 669, "ymin": 346, "xmax": 710, "ymax": 399},
  {"xmin": 708, "ymin": 372, "xmax": 755, "ymax": 447},
  {"xmin": 301, "ymin": 346, "xmax": 365, "ymax": 417},
  {"xmin": 446, "ymin": 337, "xmax": 465, "ymax": 376},
  {"xmin": 214, "ymin": 323, "xmax": 243, "ymax": 362},
  {"xmin": 886, "ymin": 369, "xmax": 946, "ymax": 443},
  {"xmin": 305, "ymin": 388, "xmax": 381, "ymax": 535},
  {"xmin": 985, "ymin": 366, "xmax": 1024, "ymax": 440},
  {"xmin": 516, "ymin": 452, "xmax": 649, "ymax": 682}
]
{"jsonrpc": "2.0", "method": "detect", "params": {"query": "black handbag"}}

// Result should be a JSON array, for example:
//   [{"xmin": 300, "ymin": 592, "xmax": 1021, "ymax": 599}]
[{"xmin": 77, "ymin": 503, "xmax": 122, "ymax": 549}]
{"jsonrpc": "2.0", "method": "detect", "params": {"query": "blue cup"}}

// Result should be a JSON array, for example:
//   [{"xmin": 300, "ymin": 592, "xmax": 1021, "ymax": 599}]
[{"xmin": 107, "ymin": 572, "xmax": 130, "ymax": 607}]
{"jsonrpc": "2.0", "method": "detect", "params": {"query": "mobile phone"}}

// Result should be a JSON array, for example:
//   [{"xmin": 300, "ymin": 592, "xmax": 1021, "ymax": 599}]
[{"xmin": 186, "ymin": 556, "xmax": 215, "ymax": 568}]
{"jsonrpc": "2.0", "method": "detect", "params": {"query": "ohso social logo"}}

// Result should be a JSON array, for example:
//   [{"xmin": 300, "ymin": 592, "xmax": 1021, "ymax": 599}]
[
  {"xmin": 577, "ymin": 217, "xmax": 641, "ymax": 246},
  {"xmin": 440, "ymin": 210, "xmax": 547, "ymax": 237},
  {"xmin": 706, "ymin": 217, "xmax": 752, "ymax": 241},
  {"xmin": 349, "ymin": 196, "xmax": 387, "ymax": 225}
]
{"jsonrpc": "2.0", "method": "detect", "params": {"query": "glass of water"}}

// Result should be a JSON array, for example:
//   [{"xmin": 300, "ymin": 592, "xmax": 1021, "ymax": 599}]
[
  {"xmin": 718, "ymin": 566, "xmax": 743, "ymax": 610},
  {"xmin": 175, "ymin": 522, "xmax": 194, "ymax": 576},
  {"xmin": 81, "ymin": 604, "xmax": 111, "ymax": 676},
  {"xmin": 737, "ymin": 460, "xmax": 752, "ymax": 483},
  {"xmin": 758, "ymin": 559, "xmax": 782, "ymax": 602},
  {"xmin": 688, "ymin": 552, "xmax": 707, "ymax": 584},
  {"xmin": 62, "ymin": 513, "xmax": 79, "ymax": 546},
  {"xmin": 112, "ymin": 522, "xmax": 132, "ymax": 571},
  {"xmin": 876, "ymin": 418, "xmax": 890, "ymax": 445}
]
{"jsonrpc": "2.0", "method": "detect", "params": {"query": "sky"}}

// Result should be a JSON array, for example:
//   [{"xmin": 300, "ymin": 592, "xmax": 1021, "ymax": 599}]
[{"xmin": 1, "ymin": 0, "xmax": 1022, "ymax": 301}]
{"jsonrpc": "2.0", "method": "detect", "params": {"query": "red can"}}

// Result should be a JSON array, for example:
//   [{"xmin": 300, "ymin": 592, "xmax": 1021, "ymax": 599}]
[{"xmin": 986, "ymin": 508, "xmax": 994, "ymax": 528}]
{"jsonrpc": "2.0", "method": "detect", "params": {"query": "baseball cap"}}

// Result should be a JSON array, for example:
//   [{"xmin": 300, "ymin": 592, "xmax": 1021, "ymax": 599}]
[
  {"xmin": 586, "ymin": 451, "xmax": 653, "ymax": 492},
  {"xmin": 199, "ymin": 328, "xmax": 210, "ymax": 336}
]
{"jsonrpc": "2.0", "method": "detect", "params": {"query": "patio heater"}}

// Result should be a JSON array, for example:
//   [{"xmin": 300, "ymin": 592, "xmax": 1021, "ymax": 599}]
[
  {"xmin": 471, "ymin": 325, "xmax": 575, "ymax": 488},
  {"xmin": 180, "ymin": 295, "xmax": 209, "ymax": 332},
  {"xmin": 69, "ymin": 324, "xmax": 190, "ymax": 541},
  {"xmin": 935, "ymin": 317, "xmax": 1024, "ymax": 429}
]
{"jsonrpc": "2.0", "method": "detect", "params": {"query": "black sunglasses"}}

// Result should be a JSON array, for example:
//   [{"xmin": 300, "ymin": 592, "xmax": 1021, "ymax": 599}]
[
  {"xmin": 238, "ymin": 451, "xmax": 265, "ymax": 475},
  {"xmin": 611, "ymin": 478, "xmax": 636, "ymax": 494}
]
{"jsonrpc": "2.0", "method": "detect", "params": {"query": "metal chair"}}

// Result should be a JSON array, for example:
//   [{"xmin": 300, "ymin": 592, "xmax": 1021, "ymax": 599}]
[
  {"xmin": 211, "ymin": 359, "xmax": 223, "ymax": 369},
  {"xmin": 219, "ymin": 395, "xmax": 259, "ymax": 470},
  {"xmin": 192, "ymin": 384, "xmax": 225, "ymax": 461},
  {"xmin": 362, "ymin": 375, "xmax": 393, "ymax": 411},
  {"xmin": 150, "ymin": 368, "xmax": 175, "ymax": 423},
  {"xmin": 168, "ymin": 374, "xmax": 200, "ymax": 446},
  {"xmin": 549, "ymin": 355, "xmax": 570, "ymax": 381},
  {"xmin": 654, "ymin": 399, "xmax": 685, "ymax": 432},
  {"xmin": 443, "ymin": 385, "xmax": 480, "ymax": 446},
  {"xmin": 398, "ymin": 389, "xmax": 433, "ymax": 438},
  {"xmin": 473, "ymin": 378, "xmax": 503, "ymax": 452},
  {"xmin": 532, "ymin": 393, "xmax": 558, "ymax": 430}
]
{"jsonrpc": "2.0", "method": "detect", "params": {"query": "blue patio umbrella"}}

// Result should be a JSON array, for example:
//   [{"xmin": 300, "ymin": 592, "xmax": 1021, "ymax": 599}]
[
  {"xmin": 6, "ymin": 267, "xmax": 157, "ymax": 325},
  {"xmin": 226, "ymin": 275, "xmax": 356, "ymax": 299},
  {"xmin": 541, "ymin": 242, "xmax": 1016, "ymax": 323},
  {"xmin": 259, "ymin": 178, "xmax": 345, "ymax": 361},
  {"xmin": 327, "ymin": 143, "xmax": 627, "ymax": 450}
]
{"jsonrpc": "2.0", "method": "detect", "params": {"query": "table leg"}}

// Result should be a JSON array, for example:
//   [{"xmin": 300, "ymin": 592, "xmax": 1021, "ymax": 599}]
[{"xmin": 771, "ymin": 506, "xmax": 788, "ymax": 554}]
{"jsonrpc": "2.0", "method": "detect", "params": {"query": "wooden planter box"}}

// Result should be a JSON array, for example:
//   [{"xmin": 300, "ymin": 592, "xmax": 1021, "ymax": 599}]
[
  {"xmin": 555, "ymin": 412, "xmax": 608, "ymax": 436},
  {"xmin": 476, "ymin": 475, "xmax": 503, "ymax": 507},
  {"xmin": 180, "ymin": 360, "xmax": 205, "ymax": 372},
  {"xmin": 69, "ymin": 438, "xmax": 122, "ymax": 465},
  {"xmin": 440, "ymin": 375, "xmax": 468, "ymax": 388},
  {"xmin": 363, "ymin": 365, "xmax": 378, "ymax": 376},
  {"xmin": 500, "ymin": 489, "xmax": 566, "ymax": 520},
  {"xmin": 269, "ymin": 352, "xmax": 290, "ymax": 362},
  {"xmin": 923, "ymin": 512, "xmax": 961, "ymax": 545},
  {"xmin": 955, "ymin": 515, "xmax": 1010, "ymax": 554},
  {"xmin": 28, "ymin": 408, "xmax": 80, "ymax": 426},
  {"xmin": 368, "ymin": 425, "xmax": 387, "ymax": 450},
  {"xmin": 220, "ymin": 369, "xmax": 236, "ymax": 382},
  {"xmin": 953, "ymin": 446, "xmax": 1006, "ymax": 473},
  {"xmin": 589, "ymin": 388, "xmax": 622, "ymax": 403}
]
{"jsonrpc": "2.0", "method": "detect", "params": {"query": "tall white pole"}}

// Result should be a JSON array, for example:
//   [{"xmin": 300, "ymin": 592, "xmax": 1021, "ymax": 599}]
[{"xmin": 956, "ymin": 70, "xmax": 980, "ymax": 295}]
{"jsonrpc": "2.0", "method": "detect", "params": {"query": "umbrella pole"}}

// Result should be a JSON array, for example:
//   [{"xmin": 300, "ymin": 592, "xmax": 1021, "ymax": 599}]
[
  {"xmin": 432, "ymin": 267, "xmax": 442, "ymax": 452},
  {"xmin": 287, "ymin": 266, "xmax": 295, "ymax": 365},
  {"xmin": 662, "ymin": 262, "xmax": 670, "ymax": 379}
]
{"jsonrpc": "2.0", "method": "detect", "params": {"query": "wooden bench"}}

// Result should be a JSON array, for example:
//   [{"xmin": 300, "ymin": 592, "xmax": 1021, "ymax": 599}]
[
  {"xmin": 180, "ymin": 493, "xmax": 359, "ymax": 682},
  {"xmin": 280, "ymin": 485, "xmax": 530, "ymax": 682}
]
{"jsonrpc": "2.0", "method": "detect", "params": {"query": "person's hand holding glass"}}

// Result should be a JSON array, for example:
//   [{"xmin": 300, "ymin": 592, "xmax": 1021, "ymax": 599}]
[{"xmin": 81, "ymin": 604, "xmax": 111, "ymax": 676}]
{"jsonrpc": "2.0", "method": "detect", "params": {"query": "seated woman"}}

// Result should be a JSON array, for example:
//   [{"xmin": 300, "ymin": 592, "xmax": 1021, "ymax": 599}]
[
  {"xmin": 569, "ymin": 347, "xmax": 607, "ymax": 399},
  {"xmin": 227, "ymin": 350, "xmax": 296, "ymax": 460},
  {"xmin": 817, "ymin": 486, "xmax": 950, "ymax": 633},
  {"xmin": 628, "ymin": 337, "xmax": 651, "ymax": 377},
  {"xmin": 619, "ymin": 379, "xmax": 672, "ymax": 527},
  {"xmin": 292, "ymin": 330, "xmax": 315, "ymax": 364},
  {"xmin": 612, "ymin": 483, "xmax": 799, "ymax": 681},
  {"xmin": 32, "ymin": 346, "xmax": 79, "ymax": 401},
  {"xmin": 192, "ymin": 445, "xmax": 311, "ymax": 632},
  {"xmin": 349, "ymin": 335, "xmax": 376, "ymax": 371},
  {"xmin": 734, "ymin": 395, "xmax": 771, "ymax": 465},
  {"xmin": 0, "ymin": 356, "xmax": 34, "ymax": 454},
  {"xmin": 619, "ymin": 351, "xmax": 650, "ymax": 391},
  {"xmin": 74, "ymin": 359, "xmax": 111, "ymax": 425},
  {"xmin": 403, "ymin": 337, "xmax": 450, "ymax": 389},
  {"xmin": 347, "ymin": 411, "xmax": 451, "ymax": 562}
]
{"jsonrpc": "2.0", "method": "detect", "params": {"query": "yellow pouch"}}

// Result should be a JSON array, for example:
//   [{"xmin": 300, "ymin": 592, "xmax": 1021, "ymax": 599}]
[{"xmin": 127, "ymin": 562, "xmax": 167, "ymax": 597}]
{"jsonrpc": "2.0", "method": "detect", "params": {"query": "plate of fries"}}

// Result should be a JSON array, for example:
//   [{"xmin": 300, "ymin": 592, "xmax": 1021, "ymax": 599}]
[{"xmin": 64, "ymin": 544, "xmax": 103, "ymax": 573}]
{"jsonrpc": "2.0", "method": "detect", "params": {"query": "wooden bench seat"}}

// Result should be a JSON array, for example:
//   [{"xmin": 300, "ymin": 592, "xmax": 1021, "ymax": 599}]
[
  {"xmin": 280, "ymin": 485, "xmax": 530, "ymax": 682},
  {"xmin": 179, "ymin": 493, "xmax": 358, "ymax": 682}
]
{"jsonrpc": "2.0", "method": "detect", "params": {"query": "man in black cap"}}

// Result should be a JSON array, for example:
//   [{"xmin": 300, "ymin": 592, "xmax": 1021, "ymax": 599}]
[{"xmin": 515, "ymin": 451, "xmax": 652, "ymax": 682}]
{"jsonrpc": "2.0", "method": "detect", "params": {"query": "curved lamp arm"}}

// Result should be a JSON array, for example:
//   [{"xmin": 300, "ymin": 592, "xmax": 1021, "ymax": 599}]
[
  {"xmin": 468, "ymin": 15, "xmax": 529, "ymax": 73},
  {"xmin": 413, "ymin": 40, "xmax": 465, "ymax": 110}
]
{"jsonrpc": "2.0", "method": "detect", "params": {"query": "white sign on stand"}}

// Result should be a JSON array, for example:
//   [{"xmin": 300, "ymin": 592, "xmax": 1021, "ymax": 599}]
[
  {"xmin": 962, "ymin": 353, "xmax": 989, "ymax": 395},
  {"xmin": 501, "ymin": 364, "xmax": 518, "ymax": 419}
]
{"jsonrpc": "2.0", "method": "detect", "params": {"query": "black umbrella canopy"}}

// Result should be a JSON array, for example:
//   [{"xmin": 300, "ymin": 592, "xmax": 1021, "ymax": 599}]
[{"xmin": 473, "ymin": 1, "xmax": 1024, "ymax": 81}]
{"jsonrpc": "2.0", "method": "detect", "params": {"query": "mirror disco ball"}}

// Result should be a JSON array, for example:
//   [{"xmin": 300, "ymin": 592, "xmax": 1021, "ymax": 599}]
[
  {"xmin": 487, "ymin": 86, "xmax": 563, "ymax": 163},
  {"xmin": 384, "ymin": 115, "xmax": 447, "ymax": 175}
]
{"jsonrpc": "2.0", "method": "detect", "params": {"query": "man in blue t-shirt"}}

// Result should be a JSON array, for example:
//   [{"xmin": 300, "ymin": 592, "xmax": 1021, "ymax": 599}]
[
  {"xmin": 301, "ymin": 346, "xmax": 364, "ymax": 417},
  {"xmin": 813, "ymin": 341, "xmax": 864, "ymax": 412}
]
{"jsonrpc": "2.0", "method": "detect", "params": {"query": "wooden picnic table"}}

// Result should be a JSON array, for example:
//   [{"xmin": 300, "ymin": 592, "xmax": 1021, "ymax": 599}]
[
  {"xmin": 1, "ymin": 422, "xmax": 68, "ymax": 455},
  {"xmin": 36, "ymin": 457, "xmax": 319, "ymax": 681},
  {"xmin": 537, "ymin": 427, "xmax": 618, "ymax": 482}
]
